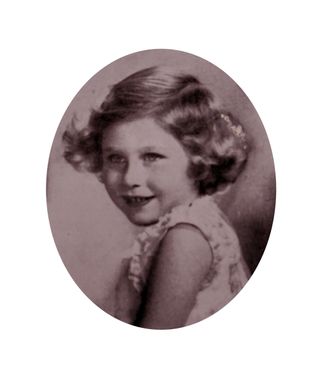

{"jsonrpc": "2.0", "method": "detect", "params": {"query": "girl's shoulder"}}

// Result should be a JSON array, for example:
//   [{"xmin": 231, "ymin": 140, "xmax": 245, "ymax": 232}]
[
  {"xmin": 128, "ymin": 196, "xmax": 241, "ymax": 292},
  {"xmin": 133, "ymin": 195, "xmax": 229, "ymax": 252},
  {"xmin": 169, "ymin": 196, "xmax": 241, "ymax": 260},
  {"xmin": 168, "ymin": 195, "xmax": 229, "ymax": 233}
]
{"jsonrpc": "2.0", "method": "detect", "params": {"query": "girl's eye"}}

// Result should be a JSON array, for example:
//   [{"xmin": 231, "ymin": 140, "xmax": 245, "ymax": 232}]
[
  {"xmin": 106, "ymin": 154, "xmax": 126, "ymax": 164},
  {"xmin": 143, "ymin": 153, "xmax": 164, "ymax": 162}
]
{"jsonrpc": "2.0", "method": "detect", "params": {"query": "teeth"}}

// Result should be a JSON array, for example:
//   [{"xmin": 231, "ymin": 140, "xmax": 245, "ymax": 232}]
[
  {"xmin": 125, "ymin": 196, "xmax": 153, "ymax": 204},
  {"xmin": 132, "ymin": 197, "xmax": 143, "ymax": 202},
  {"xmin": 131, "ymin": 197, "xmax": 147, "ymax": 202}
]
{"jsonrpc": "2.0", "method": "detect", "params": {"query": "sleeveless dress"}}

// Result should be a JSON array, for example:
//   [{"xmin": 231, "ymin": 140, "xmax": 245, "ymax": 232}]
[{"xmin": 113, "ymin": 195, "xmax": 249, "ymax": 327}]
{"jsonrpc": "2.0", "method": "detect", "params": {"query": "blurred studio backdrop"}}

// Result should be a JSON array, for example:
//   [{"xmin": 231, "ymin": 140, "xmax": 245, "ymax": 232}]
[{"xmin": 47, "ymin": 49, "xmax": 276, "ymax": 315}]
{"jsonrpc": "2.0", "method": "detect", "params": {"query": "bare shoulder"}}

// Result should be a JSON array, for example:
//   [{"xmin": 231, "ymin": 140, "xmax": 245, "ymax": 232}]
[
  {"xmin": 157, "ymin": 223, "xmax": 212, "ymax": 278},
  {"xmin": 136, "ymin": 223, "xmax": 212, "ymax": 328},
  {"xmin": 163, "ymin": 222, "xmax": 212, "ymax": 253}
]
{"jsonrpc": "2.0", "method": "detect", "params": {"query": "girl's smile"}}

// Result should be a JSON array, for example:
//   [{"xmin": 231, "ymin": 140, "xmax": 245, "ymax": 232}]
[{"xmin": 101, "ymin": 117, "xmax": 198, "ymax": 226}]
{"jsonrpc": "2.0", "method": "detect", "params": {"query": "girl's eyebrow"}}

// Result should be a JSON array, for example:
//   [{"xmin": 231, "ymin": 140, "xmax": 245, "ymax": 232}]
[
  {"xmin": 103, "ymin": 145, "xmax": 167, "ymax": 153},
  {"xmin": 140, "ymin": 145, "xmax": 167, "ymax": 152}
]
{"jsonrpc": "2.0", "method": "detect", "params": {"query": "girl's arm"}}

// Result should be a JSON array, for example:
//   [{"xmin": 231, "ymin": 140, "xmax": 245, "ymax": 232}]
[{"xmin": 134, "ymin": 223, "xmax": 212, "ymax": 329}]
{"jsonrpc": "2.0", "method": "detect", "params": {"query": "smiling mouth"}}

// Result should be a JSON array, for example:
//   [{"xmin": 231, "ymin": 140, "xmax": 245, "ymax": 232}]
[{"xmin": 122, "ymin": 195, "xmax": 155, "ymax": 207}]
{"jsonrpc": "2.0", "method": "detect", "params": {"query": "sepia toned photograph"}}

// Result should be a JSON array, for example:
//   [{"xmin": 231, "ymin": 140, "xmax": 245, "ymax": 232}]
[{"xmin": 47, "ymin": 49, "xmax": 276, "ymax": 329}]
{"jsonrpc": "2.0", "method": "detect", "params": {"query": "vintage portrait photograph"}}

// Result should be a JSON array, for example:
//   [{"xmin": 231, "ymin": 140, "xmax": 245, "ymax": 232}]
[
  {"xmin": 46, "ymin": 49, "xmax": 276, "ymax": 330},
  {"xmin": 3, "ymin": 1, "xmax": 319, "ymax": 381}
]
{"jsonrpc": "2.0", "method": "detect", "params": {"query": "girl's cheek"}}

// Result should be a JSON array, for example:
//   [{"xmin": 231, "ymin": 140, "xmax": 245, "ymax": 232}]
[
  {"xmin": 149, "ymin": 162, "xmax": 167, "ymax": 173},
  {"xmin": 102, "ymin": 169, "xmax": 121, "ymax": 186},
  {"xmin": 151, "ymin": 165, "xmax": 174, "ymax": 181}
]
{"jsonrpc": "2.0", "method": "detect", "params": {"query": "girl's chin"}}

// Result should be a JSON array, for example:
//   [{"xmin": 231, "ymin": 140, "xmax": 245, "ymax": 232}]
[
  {"xmin": 124, "ymin": 209, "xmax": 161, "ymax": 226},
  {"xmin": 120, "ymin": 199, "xmax": 162, "ymax": 226},
  {"xmin": 127, "ymin": 215, "xmax": 160, "ymax": 226}
]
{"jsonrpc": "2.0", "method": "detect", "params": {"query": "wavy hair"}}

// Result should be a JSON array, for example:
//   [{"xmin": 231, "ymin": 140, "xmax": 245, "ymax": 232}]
[{"xmin": 63, "ymin": 66, "xmax": 249, "ymax": 194}]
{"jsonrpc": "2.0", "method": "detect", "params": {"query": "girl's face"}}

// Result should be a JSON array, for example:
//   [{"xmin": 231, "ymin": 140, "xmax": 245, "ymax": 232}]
[{"xmin": 101, "ymin": 117, "xmax": 198, "ymax": 226}]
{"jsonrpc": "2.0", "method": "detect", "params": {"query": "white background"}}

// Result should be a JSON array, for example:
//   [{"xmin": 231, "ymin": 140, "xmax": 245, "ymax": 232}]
[{"xmin": 1, "ymin": 1, "xmax": 319, "ymax": 382}]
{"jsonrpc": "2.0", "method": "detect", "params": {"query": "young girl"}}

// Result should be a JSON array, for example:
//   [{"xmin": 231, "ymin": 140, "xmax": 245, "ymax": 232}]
[{"xmin": 63, "ymin": 66, "xmax": 250, "ymax": 329}]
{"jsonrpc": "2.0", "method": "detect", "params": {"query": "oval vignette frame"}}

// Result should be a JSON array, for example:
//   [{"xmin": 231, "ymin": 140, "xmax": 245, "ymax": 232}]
[{"xmin": 46, "ymin": 49, "xmax": 276, "ymax": 329}]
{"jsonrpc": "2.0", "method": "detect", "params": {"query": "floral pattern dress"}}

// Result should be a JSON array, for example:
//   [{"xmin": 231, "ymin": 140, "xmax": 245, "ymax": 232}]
[{"xmin": 113, "ymin": 195, "xmax": 249, "ymax": 326}]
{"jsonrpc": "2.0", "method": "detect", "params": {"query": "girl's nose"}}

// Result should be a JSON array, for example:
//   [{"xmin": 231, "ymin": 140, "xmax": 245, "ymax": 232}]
[{"xmin": 123, "ymin": 160, "xmax": 146, "ymax": 187}]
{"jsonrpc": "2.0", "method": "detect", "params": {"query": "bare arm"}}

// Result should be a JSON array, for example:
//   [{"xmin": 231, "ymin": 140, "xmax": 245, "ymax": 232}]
[{"xmin": 135, "ymin": 224, "xmax": 212, "ymax": 329}]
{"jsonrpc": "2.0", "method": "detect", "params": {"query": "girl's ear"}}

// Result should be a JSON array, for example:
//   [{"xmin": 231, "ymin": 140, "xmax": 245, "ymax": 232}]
[
  {"xmin": 97, "ymin": 172, "xmax": 104, "ymax": 183},
  {"xmin": 187, "ymin": 156, "xmax": 209, "ymax": 181},
  {"xmin": 213, "ymin": 183, "xmax": 231, "ymax": 196}
]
